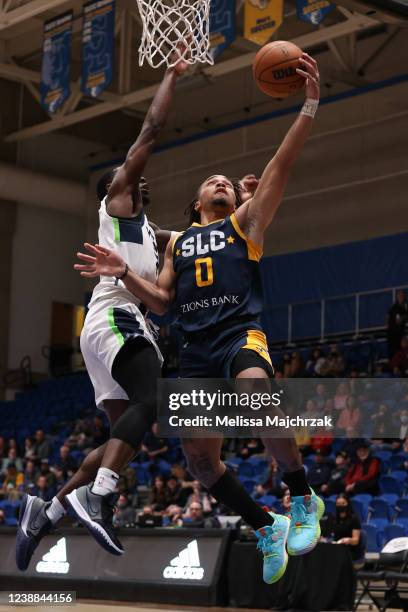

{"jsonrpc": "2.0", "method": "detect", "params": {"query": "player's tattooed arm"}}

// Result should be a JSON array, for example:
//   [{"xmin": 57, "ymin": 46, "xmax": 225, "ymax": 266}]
[
  {"xmin": 235, "ymin": 53, "xmax": 320, "ymax": 246},
  {"xmin": 106, "ymin": 48, "xmax": 189, "ymax": 218},
  {"xmin": 75, "ymin": 241, "xmax": 176, "ymax": 315}
]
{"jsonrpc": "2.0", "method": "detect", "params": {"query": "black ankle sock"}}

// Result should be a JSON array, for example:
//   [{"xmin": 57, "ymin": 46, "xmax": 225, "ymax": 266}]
[
  {"xmin": 209, "ymin": 469, "xmax": 273, "ymax": 531},
  {"xmin": 283, "ymin": 468, "xmax": 311, "ymax": 497}
]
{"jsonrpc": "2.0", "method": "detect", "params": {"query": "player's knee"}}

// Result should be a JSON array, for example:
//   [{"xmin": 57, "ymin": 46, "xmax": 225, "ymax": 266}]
[
  {"xmin": 111, "ymin": 400, "xmax": 156, "ymax": 450},
  {"xmin": 184, "ymin": 451, "xmax": 223, "ymax": 488}
]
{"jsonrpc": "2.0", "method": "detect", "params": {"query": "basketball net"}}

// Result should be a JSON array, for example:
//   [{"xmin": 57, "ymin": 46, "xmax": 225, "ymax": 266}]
[{"xmin": 136, "ymin": 0, "xmax": 214, "ymax": 69}]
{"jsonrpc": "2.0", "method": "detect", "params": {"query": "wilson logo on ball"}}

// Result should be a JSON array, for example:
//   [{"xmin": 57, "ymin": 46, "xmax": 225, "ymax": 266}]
[{"xmin": 272, "ymin": 67, "xmax": 297, "ymax": 80}]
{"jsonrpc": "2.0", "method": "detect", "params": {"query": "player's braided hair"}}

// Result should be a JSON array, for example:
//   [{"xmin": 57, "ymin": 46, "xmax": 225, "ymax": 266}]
[{"xmin": 184, "ymin": 178, "xmax": 243, "ymax": 227}]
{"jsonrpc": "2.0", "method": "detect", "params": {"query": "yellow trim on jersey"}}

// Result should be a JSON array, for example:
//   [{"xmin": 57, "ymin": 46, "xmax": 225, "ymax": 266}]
[
  {"xmin": 242, "ymin": 330, "xmax": 272, "ymax": 367},
  {"xmin": 230, "ymin": 213, "xmax": 263, "ymax": 262},
  {"xmin": 171, "ymin": 231, "xmax": 184, "ymax": 254},
  {"xmin": 192, "ymin": 218, "xmax": 225, "ymax": 227}
]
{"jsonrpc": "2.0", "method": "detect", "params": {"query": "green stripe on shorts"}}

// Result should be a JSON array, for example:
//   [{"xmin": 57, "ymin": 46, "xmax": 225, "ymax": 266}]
[
  {"xmin": 112, "ymin": 217, "xmax": 120, "ymax": 243},
  {"xmin": 108, "ymin": 307, "xmax": 125, "ymax": 347}
]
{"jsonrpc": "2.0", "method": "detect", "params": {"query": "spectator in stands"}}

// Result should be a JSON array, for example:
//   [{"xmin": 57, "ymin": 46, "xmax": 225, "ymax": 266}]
[
  {"xmin": 341, "ymin": 427, "xmax": 365, "ymax": 461},
  {"xmin": 0, "ymin": 437, "xmax": 5, "ymax": 460},
  {"xmin": 185, "ymin": 480, "xmax": 212, "ymax": 514},
  {"xmin": 310, "ymin": 427, "xmax": 333, "ymax": 456},
  {"xmin": 57, "ymin": 445, "xmax": 77, "ymax": 478},
  {"xmin": 321, "ymin": 494, "xmax": 363, "ymax": 561},
  {"xmin": 313, "ymin": 383, "xmax": 327, "ymax": 412},
  {"xmin": 370, "ymin": 403, "xmax": 389, "ymax": 439},
  {"xmin": 306, "ymin": 450, "xmax": 332, "ymax": 493},
  {"xmin": 325, "ymin": 344, "xmax": 346, "ymax": 377},
  {"xmin": 120, "ymin": 465, "xmax": 138, "ymax": 494},
  {"xmin": 165, "ymin": 475, "xmax": 190, "ymax": 508},
  {"xmin": 306, "ymin": 348, "xmax": 327, "ymax": 376},
  {"xmin": 289, "ymin": 351, "xmax": 305, "ymax": 377},
  {"xmin": 390, "ymin": 337, "xmax": 408, "ymax": 375},
  {"xmin": 141, "ymin": 423, "xmax": 169, "ymax": 468},
  {"xmin": 336, "ymin": 395, "xmax": 361, "ymax": 434},
  {"xmin": 53, "ymin": 467, "xmax": 66, "ymax": 494},
  {"xmin": 23, "ymin": 459, "xmax": 38, "ymax": 490},
  {"xmin": 334, "ymin": 382, "xmax": 350, "ymax": 411},
  {"xmin": 320, "ymin": 451, "xmax": 350, "ymax": 496},
  {"xmin": 34, "ymin": 430, "xmax": 51, "ymax": 461},
  {"xmin": 238, "ymin": 438, "xmax": 264, "ymax": 460},
  {"xmin": 8, "ymin": 438, "xmax": 18, "ymax": 453},
  {"xmin": 255, "ymin": 457, "xmax": 283, "ymax": 497},
  {"xmin": 0, "ymin": 509, "xmax": 5, "ymax": 525},
  {"xmin": 1, "ymin": 448, "xmax": 23, "ymax": 474},
  {"xmin": 24, "ymin": 437, "xmax": 36, "ymax": 460},
  {"xmin": 344, "ymin": 442, "xmax": 380, "ymax": 495},
  {"xmin": 38, "ymin": 459, "xmax": 56, "ymax": 489},
  {"xmin": 387, "ymin": 290, "xmax": 408, "ymax": 358},
  {"xmin": 397, "ymin": 409, "xmax": 408, "ymax": 441},
  {"xmin": 114, "ymin": 494, "xmax": 136, "ymax": 528},
  {"xmin": 282, "ymin": 353, "xmax": 292, "ymax": 377},
  {"xmin": 33, "ymin": 475, "xmax": 54, "ymax": 502},
  {"xmin": 1, "ymin": 462, "xmax": 24, "ymax": 500},
  {"xmin": 179, "ymin": 501, "xmax": 206, "ymax": 528},
  {"xmin": 149, "ymin": 475, "xmax": 168, "ymax": 512},
  {"xmin": 323, "ymin": 397, "xmax": 335, "ymax": 420}
]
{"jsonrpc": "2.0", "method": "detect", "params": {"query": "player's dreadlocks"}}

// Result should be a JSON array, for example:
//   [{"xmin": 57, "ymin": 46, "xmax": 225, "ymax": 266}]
[{"xmin": 184, "ymin": 178, "xmax": 243, "ymax": 227}]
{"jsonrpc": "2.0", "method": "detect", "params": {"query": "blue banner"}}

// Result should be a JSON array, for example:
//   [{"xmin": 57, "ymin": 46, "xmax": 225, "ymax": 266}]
[
  {"xmin": 209, "ymin": 0, "xmax": 236, "ymax": 61},
  {"xmin": 40, "ymin": 11, "xmax": 73, "ymax": 113},
  {"xmin": 81, "ymin": 0, "xmax": 115, "ymax": 98},
  {"xmin": 296, "ymin": 0, "xmax": 335, "ymax": 25}
]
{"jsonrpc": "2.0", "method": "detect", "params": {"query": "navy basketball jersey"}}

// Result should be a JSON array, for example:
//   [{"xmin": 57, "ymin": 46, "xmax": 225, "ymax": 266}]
[{"xmin": 172, "ymin": 213, "xmax": 264, "ymax": 332}]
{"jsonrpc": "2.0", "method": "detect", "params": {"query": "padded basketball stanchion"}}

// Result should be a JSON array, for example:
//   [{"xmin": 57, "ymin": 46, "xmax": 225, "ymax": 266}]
[{"xmin": 136, "ymin": 0, "xmax": 214, "ymax": 68}]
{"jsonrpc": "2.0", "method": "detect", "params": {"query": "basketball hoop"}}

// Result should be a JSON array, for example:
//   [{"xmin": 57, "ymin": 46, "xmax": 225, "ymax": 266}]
[{"xmin": 136, "ymin": 0, "xmax": 214, "ymax": 69}]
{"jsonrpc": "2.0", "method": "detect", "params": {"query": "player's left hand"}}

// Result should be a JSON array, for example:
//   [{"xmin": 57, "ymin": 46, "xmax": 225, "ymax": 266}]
[
  {"xmin": 296, "ymin": 53, "xmax": 320, "ymax": 101},
  {"xmin": 74, "ymin": 243, "xmax": 127, "ymax": 278}
]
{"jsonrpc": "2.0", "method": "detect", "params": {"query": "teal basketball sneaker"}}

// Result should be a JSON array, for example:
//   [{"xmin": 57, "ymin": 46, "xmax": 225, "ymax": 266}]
[
  {"xmin": 287, "ymin": 489, "xmax": 325, "ymax": 556},
  {"xmin": 255, "ymin": 512, "xmax": 290, "ymax": 584}
]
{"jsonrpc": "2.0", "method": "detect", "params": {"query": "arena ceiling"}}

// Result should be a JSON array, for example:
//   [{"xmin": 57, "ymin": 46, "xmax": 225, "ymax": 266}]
[{"xmin": 0, "ymin": 0, "xmax": 406, "ymax": 151}]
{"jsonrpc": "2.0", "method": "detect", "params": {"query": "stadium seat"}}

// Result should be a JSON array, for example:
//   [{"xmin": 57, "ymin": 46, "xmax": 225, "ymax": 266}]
[
  {"xmin": 379, "ymin": 493, "xmax": 399, "ymax": 507},
  {"xmin": 395, "ymin": 498, "xmax": 408, "ymax": 518},
  {"xmin": 362, "ymin": 523, "xmax": 382, "ymax": 553},
  {"xmin": 241, "ymin": 479, "xmax": 257, "ymax": 495},
  {"xmin": 389, "ymin": 454, "xmax": 407, "ymax": 471},
  {"xmin": 238, "ymin": 462, "xmax": 256, "ymax": 479},
  {"xmin": 368, "ymin": 498, "xmax": 391, "ymax": 521},
  {"xmin": 380, "ymin": 475, "xmax": 404, "ymax": 496},
  {"xmin": 383, "ymin": 524, "xmax": 406, "ymax": 544},
  {"xmin": 258, "ymin": 495, "xmax": 277, "ymax": 509},
  {"xmin": 324, "ymin": 499, "xmax": 336, "ymax": 516},
  {"xmin": 352, "ymin": 499, "xmax": 367, "ymax": 522}
]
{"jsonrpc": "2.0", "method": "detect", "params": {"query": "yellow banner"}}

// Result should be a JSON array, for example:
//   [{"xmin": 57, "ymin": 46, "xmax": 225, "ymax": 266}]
[{"xmin": 244, "ymin": 0, "xmax": 283, "ymax": 46}]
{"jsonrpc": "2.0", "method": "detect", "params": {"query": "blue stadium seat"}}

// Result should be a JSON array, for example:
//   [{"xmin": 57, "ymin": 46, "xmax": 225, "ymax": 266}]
[
  {"xmin": 379, "ymin": 493, "xmax": 399, "ymax": 507},
  {"xmin": 380, "ymin": 475, "xmax": 404, "ymax": 496},
  {"xmin": 368, "ymin": 518, "xmax": 388, "ymax": 531},
  {"xmin": 383, "ymin": 524, "xmax": 406, "ymax": 543},
  {"xmin": 390, "ymin": 454, "xmax": 408, "ymax": 471},
  {"xmin": 395, "ymin": 498, "xmax": 408, "ymax": 518},
  {"xmin": 324, "ymin": 499, "xmax": 336, "ymax": 516},
  {"xmin": 368, "ymin": 498, "xmax": 391, "ymax": 520},
  {"xmin": 352, "ymin": 499, "xmax": 367, "ymax": 522},
  {"xmin": 353, "ymin": 494, "xmax": 372, "ymax": 515},
  {"xmin": 258, "ymin": 495, "xmax": 277, "ymax": 509},
  {"xmin": 242, "ymin": 479, "xmax": 257, "ymax": 495},
  {"xmin": 390, "ymin": 470, "xmax": 407, "ymax": 484},
  {"xmin": 374, "ymin": 451, "xmax": 392, "ymax": 464},
  {"xmin": 362, "ymin": 523, "xmax": 382, "ymax": 553},
  {"xmin": 238, "ymin": 462, "xmax": 256, "ymax": 479}
]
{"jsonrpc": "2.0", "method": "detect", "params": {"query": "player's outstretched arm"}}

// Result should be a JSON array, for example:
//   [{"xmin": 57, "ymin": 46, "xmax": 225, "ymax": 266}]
[
  {"xmin": 107, "ymin": 49, "xmax": 189, "ymax": 218},
  {"xmin": 75, "ymin": 242, "xmax": 176, "ymax": 315},
  {"xmin": 236, "ymin": 53, "xmax": 320, "ymax": 245}
]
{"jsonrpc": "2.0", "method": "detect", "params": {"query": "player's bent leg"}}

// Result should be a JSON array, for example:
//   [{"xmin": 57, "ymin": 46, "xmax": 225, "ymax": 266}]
[
  {"xmin": 182, "ymin": 436, "xmax": 286, "ymax": 583},
  {"xmin": 234, "ymin": 350, "xmax": 325, "ymax": 557},
  {"xmin": 233, "ymin": 362, "xmax": 290, "ymax": 583},
  {"xmin": 16, "ymin": 400, "xmax": 130, "ymax": 571},
  {"xmin": 66, "ymin": 340, "xmax": 160, "ymax": 556}
]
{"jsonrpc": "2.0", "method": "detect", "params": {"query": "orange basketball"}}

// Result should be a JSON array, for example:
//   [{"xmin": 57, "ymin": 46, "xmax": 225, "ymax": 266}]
[{"xmin": 253, "ymin": 40, "xmax": 305, "ymax": 99}]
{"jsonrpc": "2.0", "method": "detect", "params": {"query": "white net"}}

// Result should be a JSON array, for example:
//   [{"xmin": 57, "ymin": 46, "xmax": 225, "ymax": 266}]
[{"xmin": 136, "ymin": 0, "xmax": 214, "ymax": 69}]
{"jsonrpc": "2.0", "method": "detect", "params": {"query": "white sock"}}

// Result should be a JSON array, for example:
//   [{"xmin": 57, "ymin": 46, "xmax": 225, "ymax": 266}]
[
  {"xmin": 45, "ymin": 496, "xmax": 66, "ymax": 525},
  {"xmin": 92, "ymin": 467, "xmax": 119, "ymax": 496}
]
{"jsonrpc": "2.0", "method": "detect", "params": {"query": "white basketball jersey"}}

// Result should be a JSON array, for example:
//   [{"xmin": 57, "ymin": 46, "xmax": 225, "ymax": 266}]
[{"xmin": 88, "ymin": 197, "xmax": 159, "ymax": 309}]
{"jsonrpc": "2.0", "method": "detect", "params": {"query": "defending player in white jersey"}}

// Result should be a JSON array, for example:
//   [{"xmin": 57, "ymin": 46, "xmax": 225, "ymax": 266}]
[{"xmin": 16, "ymin": 49, "xmax": 189, "ymax": 570}]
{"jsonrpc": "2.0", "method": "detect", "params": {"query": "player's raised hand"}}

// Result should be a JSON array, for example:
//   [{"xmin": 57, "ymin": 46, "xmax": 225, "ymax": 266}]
[
  {"xmin": 74, "ymin": 243, "xmax": 127, "ymax": 278},
  {"xmin": 170, "ymin": 41, "xmax": 190, "ymax": 75},
  {"xmin": 296, "ymin": 53, "xmax": 320, "ymax": 100}
]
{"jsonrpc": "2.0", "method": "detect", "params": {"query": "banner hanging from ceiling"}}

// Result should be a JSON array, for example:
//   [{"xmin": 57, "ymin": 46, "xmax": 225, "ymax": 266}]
[
  {"xmin": 209, "ymin": 0, "xmax": 236, "ymax": 61},
  {"xmin": 81, "ymin": 0, "xmax": 116, "ymax": 98},
  {"xmin": 40, "ymin": 11, "xmax": 73, "ymax": 113},
  {"xmin": 296, "ymin": 0, "xmax": 335, "ymax": 25},
  {"xmin": 244, "ymin": 0, "xmax": 283, "ymax": 46}
]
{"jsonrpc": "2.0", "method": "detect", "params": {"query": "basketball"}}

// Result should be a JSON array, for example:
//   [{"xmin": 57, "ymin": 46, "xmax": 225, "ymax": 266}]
[{"xmin": 253, "ymin": 40, "xmax": 305, "ymax": 98}]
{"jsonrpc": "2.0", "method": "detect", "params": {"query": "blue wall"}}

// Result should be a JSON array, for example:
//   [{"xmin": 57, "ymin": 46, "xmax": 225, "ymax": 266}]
[{"xmin": 261, "ymin": 232, "xmax": 408, "ymax": 342}]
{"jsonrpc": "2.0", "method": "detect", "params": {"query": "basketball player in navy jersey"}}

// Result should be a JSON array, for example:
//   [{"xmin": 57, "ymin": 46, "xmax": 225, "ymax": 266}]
[
  {"xmin": 75, "ymin": 53, "xmax": 322, "ymax": 584},
  {"xmin": 15, "ymin": 50, "xmax": 188, "ymax": 571}
]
